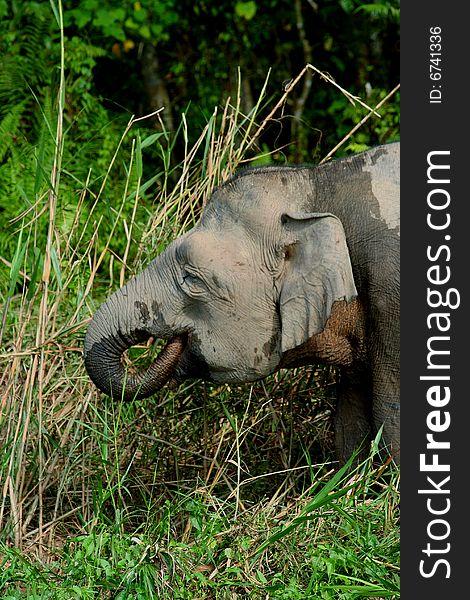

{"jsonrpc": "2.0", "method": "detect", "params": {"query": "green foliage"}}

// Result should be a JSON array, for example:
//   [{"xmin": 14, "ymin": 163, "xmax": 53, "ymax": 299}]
[
  {"xmin": 235, "ymin": 1, "xmax": 258, "ymax": 20},
  {"xmin": 0, "ymin": 1, "xmax": 147, "ymax": 268},
  {"xmin": 0, "ymin": 453, "xmax": 399, "ymax": 599},
  {"xmin": 64, "ymin": 0, "xmax": 179, "ymax": 42},
  {"xmin": 353, "ymin": 1, "xmax": 400, "ymax": 23},
  {"xmin": 61, "ymin": 0, "xmax": 399, "ymax": 159},
  {"xmin": 0, "ymin": 0, "xmax": 399, "ymax": 265}
]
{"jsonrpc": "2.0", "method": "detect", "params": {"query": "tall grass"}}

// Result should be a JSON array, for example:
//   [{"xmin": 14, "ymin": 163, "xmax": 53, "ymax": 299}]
[{"xmin": 0, "ymin": 2, "xmax": 399, "ymax": 597}]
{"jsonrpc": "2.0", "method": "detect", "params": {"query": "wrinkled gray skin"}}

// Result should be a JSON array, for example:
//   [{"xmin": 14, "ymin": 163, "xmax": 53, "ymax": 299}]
[{"xmin": 84, "ymin": 143, "xmax": 400, "ymax": 464}]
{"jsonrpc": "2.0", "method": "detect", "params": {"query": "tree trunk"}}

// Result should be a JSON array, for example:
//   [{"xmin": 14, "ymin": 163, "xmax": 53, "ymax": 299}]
[{"xmin": 141, "ymin": 43, "xmax": 175, "ymax": 133}]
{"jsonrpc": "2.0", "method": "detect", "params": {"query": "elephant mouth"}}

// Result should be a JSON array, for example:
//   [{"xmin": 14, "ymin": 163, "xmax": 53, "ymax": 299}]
[
  {"xmin": 144, "ymin": 333, "xmax": 212, "ymax": 388},
  {"xmin": 166, "ymin": 333, "xmax": 212, "ymax": 384},
  {"xmin": 86, "ymin": 323, "xmax": 214, "ymax": 399},
  {"xmin": 85, "ymin": 331, "xmax": 189, "ymax": 401},
  {"xmin": 136, "ymin": 332, "xmax": 189, "ymax": 392}
]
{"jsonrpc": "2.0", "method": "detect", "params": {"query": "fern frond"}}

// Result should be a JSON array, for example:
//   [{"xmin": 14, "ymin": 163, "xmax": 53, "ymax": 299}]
[{"xmin": 0, "ymin": 102, "xmax": 27, "ymax": 162}]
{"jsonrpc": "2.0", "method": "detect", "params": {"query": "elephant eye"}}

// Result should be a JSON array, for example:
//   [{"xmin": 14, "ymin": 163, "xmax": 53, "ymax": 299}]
[
  {"xmin": 181, "ymin": 266, "xmax": 207, "ymax": 297},
  {"xmin": 284, "ymin": 243, "xmax": 297, "ymax": 260}
]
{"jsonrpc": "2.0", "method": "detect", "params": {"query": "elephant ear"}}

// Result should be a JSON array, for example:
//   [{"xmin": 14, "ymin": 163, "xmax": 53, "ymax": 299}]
[{"xmin": 279, "ymin": 211, "xmax": 357, "ymax": 353}]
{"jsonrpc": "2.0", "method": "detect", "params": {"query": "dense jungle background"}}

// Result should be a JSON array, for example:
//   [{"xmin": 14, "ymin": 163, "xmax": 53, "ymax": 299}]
[{"xmin": 0, "ymin": 1, "xmax": 400, "ymax": 597}]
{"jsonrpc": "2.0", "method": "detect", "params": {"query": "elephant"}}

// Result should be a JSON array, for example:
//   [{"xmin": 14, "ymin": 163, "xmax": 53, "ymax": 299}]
[{"xmin": 84, "ymin": 142, "xmax": 400, "ymax": 464}]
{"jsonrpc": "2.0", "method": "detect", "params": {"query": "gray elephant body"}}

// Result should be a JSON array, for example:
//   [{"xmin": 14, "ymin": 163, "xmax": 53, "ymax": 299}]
[{"xmin": 84, "ymin": 142, "xmax": 400, "ymax": 463}]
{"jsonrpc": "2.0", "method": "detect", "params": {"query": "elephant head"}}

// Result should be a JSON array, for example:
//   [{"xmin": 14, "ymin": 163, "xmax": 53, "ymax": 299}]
[{"xmin": 84, "ymin": 168, "xmax": 358, "ymax": 401}]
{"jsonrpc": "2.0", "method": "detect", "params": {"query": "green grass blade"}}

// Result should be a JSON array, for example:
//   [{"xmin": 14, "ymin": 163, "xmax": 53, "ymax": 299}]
[{"xmin": 253, "ymin": 452, "xmax": 359, "ymax": 557}]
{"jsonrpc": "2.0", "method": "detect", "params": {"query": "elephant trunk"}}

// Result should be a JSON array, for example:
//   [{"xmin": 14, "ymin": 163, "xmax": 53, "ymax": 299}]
[{"xmin": 83, "ymin": 277, "xmax": 186, "ymax": 401}]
